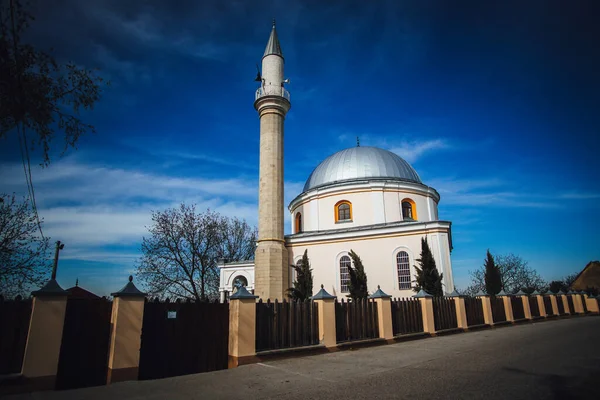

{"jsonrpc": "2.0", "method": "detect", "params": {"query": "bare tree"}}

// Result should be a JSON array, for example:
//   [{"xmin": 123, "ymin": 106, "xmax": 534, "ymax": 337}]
[
  {"xmin": 0, "ymin": 193, "xmax": 51, "ymax": 296},
  {"xmin": 466, "ymin": 253, "xmax": 545, "ymax": 294},
  {"xmin": 136, "ymin": 204, "xmax": 257, "ymax": 302}
]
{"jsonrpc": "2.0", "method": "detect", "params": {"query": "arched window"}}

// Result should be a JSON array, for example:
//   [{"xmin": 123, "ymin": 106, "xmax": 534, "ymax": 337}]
[
  {"xmin": 401, "ymin": 198, "xmax": 417, "ymax": 221},
  {"xmin": 335, "ymin": 201, "xmax": 352, "ymax": 222},
  {"xmin": 396, "ymin": 251, "xmax": 411, "ymax": 290},
  {"xmin": 340, "ymin": 255, "xmax": 351, "ymax": 293},
  {"xmin": 295, "ymin": 212, "xmax": 302, "ymax": 233},
  {"xmin": 232, "ymin": 275, "xmax": 248, "ymax": 293}
]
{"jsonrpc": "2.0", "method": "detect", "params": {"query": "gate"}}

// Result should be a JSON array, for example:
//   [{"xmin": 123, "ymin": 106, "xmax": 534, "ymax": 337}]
[
  {"xmin": 511, "ymin": 297, "xmax": 525, "ymax": 320},
  {"xmin": 0, "ymin": 296, "xmax": 32, "ymax": 374},
  {"xmin": 491, "ymin": 297, "xmax": 506, "ymax": 323},
  {"xmin": 432, "ymin": 297, "xmax": 458, "ymax": 331},
  {"xmin": 55, "ymin": 298, "xmax": 113, "ymax": 390},
  {"xmin": 255, "ymin": 299, "xmax": 318, "ymax": 352},
  {"xmin": 138, "ymin": 299, "xmax": 229, "ymax": 380},
  {"xmin": 464, "ymin": 297, "xmax": 485, "ymax": 326},
  {"xmin": 391, "ymin": 297, "xmax": 423, "ymax": 335},
  {"xmin": 529, "ymin": 296, "xmax": 540, "ymax": 317},
  {"xmin": 335, "ymin": 299, "xmax": 379, "ymax": 343},
  {"xmin": 543, "ymin": 296, "xmax": 554, "ymax": 316}
]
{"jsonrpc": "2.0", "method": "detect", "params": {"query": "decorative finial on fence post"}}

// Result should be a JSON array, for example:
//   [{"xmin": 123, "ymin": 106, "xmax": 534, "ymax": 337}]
[
  {"xmin": 377, "ymin": 285, "xmax": 380, "ymax": 290},
  {"xmin": 129, "ymin": 275, "xmax": 133, "ymax": 282},
  {"xmin": 357, "ymin": 136, "xmax": 360, "ymax": 147},
  {"xmin": 321, "ymin": 284, "xmax": 324, "ymax": 289}
]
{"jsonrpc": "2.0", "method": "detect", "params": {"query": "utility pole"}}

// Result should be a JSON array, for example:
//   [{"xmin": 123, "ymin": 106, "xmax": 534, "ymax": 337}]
[{"xmin": 51, "ymin": 240, "xmax": 65, "ymax": 280}]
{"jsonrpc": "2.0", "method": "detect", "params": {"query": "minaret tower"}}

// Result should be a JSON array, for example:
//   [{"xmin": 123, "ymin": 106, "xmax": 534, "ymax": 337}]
[{"xmin": 253, "ymin": 20, "xmax": 290, "ymax": 300}]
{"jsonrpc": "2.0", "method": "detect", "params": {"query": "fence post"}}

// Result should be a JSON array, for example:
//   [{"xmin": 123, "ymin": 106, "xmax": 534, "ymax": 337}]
[
  {"xmin": 533, "ymin": 291, "xmax": 546, "ymax": 316},
  {"xmin": 21, "ymin": 279, "xmax": 69, "ymax": 390},
  {"xmin": 447, "ymin": 290, "xmax": 467, "ymax": 330},
  {"xmin": 549, "ymin": 294, "xmax": 559, "ymax": 316},
  {"xmin": 228, "ymin": 286, "xmax": 258, "ymax": 368},
  {"xmin": 559, "ymin": 292, "xmax": 570, "ymax": 315},
  {"xmin": 106, "ymin": 276, "xmax": 146, "ymax": 384},
  {"xmin": 498, "ymin": 291, "xmax": 514, "ymax": 322},
  {"xmin": 477, "ymin": 292, "xmax": 494, "ymax": 325},
  {"xmin": 568, "ymin": 292, "xmax": 584, "ymax": 314},
  {"xmin": 515, "ymin": 290, "xmax": 531, "ymax": 319},
  {"xmin": 585, "ymin": 295, "xmax": 599, "ymax": 313},
  {"xmin": 413, "ymin": 290, "xmax": 435, "ymax": 334},
  {"xmin": 311, "ymin": 285, "xmax": 337, "ymax": 348},
  {"xmin": 369, "ymin": 286, "xmax": 393, "ymax": 340}
]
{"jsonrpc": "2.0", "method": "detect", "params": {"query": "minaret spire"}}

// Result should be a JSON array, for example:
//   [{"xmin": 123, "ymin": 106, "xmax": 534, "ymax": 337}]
[
  {"xmin": 253, "ymin": 22, "xmax": 291, "ymax": 300},
  {"xmin": 263, "ymin": 18, "xmax": 283, "ymax": 59}
]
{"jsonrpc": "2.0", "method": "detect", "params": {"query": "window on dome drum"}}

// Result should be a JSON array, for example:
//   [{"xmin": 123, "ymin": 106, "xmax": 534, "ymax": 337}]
[
  {"xmin": 335, "ymin": 201, "xmax": 352, "ymax": 222},
  {"xmin": 295, "ymin": 212, "xmax": 302, "ymax": 233},
  {"xmin": 340, "ymin": 255, "xmax": 351, "ymax": 293},
  {"xmin": 396, "ymin": 251, "xmax": 411, "ymax": 290},
  {"xmin": 402, "ymin": 199, "xmax": 416, "ymax": 221}
]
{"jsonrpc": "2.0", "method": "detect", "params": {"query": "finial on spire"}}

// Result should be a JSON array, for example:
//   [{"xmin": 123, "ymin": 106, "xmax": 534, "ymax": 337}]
[
  {"xmin": 76, "ymin": 278, "xmax": 79, "ymax": 287},
  {"xmin": 273, "ymin": 18, "xmax": 276, "ymax": 28},
  {"xmin": 357, "ymin": 136, "xmax": 360, "ymax": 147}
]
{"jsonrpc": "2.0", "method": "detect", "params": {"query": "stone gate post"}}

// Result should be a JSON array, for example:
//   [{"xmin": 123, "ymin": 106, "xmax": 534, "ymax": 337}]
[
  {"xmin": 414, "ymin": 290, "xmax": 435, "ymax": 334},
  {"xmin": 311, "ymin": 285, "xmax": 337, "ymax": 348},
  {"xmin": 228, "ymin": 286, "xmax": 258, "ymax": 368},
  {"xmin": 448, "ymin": 290, "xmax": 467, "ymax": 330},
  {"xmin": 21, "ymin": 279, "xmax": 69, "ymax": 390},
  {"xmin": 107, "ymin": 276, "xmax": 146, "ymax": 384},
  {"xmin": 370, "ymin": 286, "xmax": 393, "ymax": 340}
]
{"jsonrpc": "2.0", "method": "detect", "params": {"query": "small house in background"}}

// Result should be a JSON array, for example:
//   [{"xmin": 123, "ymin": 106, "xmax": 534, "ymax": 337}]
[
  {"xmin": 66, "ymin": 279, "xmax": 101, "ymax": 299},
  {"xmin": 571, "ymin": 261, "xmax": 600, "ymax": 292}
]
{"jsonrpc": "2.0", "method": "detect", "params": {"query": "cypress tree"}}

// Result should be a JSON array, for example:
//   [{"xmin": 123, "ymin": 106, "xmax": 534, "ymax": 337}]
[
  {"xmin": 347, "ymin": 249, "xmax": 369, "ymax": 300},
  {"xmin": 286, "ymin": 249, "xmax": 313, "ymax": 301},
  {"xmin": 413, "ymin": 237, "xmax": 444, "ymax": 296},
  {"xmin": 484, "ymin": 250, "xmax": 502, "ymax": 295}
]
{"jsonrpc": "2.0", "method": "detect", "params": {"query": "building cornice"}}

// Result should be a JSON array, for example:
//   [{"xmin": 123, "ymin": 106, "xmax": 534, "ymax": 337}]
[
  {"xmin": 288, "ymin": 179, "xmax": 440, "ymax": 212},
  {"xmin": 285, "ymin": 220, "xmax": 451, "ymax": 246}
]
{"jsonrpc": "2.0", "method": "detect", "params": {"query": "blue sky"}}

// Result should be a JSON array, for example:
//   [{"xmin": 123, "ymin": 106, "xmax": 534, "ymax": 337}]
[{"xmin": 1, "ymin": 0, "xmax": 599, "ymax": 295}]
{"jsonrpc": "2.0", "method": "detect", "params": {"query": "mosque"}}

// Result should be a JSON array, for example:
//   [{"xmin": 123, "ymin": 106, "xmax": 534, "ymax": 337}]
[{"xmin": 218, "ymin": 22, "xmax": 454, "ymax": 301}]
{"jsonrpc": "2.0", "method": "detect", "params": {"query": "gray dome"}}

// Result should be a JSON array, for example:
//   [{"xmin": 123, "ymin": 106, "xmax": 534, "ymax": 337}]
[{"xmin": 303, "ymin": 146, "xmax": 422, "ymax": 192}]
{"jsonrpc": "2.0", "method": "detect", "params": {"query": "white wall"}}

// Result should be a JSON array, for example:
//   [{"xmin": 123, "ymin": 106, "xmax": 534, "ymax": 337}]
[{"xmin": 287, "ymin": 228, "xmax": 454, "ymax": 299}]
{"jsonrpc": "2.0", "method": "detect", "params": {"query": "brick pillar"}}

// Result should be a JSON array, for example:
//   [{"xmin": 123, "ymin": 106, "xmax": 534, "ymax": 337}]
[
  {"xmin": 312, "ymin": 285, "xmax": 337, "ymax": 348},
  {"xmin": 414, "ymin": 290, "xmax": 435, "ymax": 334},
  {"xmin": 370, "ymin": 286, "xmax": 393, "ymax": 340},
  {"xmin": 21, "ymin": 279, "xmax": 68, "ymax": 390},
  {"xmin": 571, "ymin": 294, "xmax": 584, "ymax": 314},
  {"xmin": 228, "ymin": 286, "xmax": 257, "ymax": 368},
  {"xmin": 448, "ymin": 290, "xmax": 467, "ymax": 330},
  {"xmin": 560, "ymin": 294, "xmax": 570, "ymax": 315},
  {"xmin": 549, "ymin": 295, "xmax": 559, "ymax": 316},
  {"xmin": 107, "ymin": 276, "xmax": 146, "ymax": 384},
  {"xmin": 521, "ymin": 295, "xmax": 532, "ymax": 319},
  {"xmin": 501, "ymin": 294, "xmax": 514, "ymax": 322},
  {"xmin": 536, "ymin": 295, "xmax": 546, "ymax": 317},
  {"xmin": 585, "ymin": 296, "xmax": 599, "ymax": 313},
  {"xmin": 479, "ymin": 295, "xmax": 494, "ymax": 325}
]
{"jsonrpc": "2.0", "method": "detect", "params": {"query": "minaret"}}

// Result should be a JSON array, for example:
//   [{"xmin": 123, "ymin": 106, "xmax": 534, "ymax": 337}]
[{"xmin": 253, "ymin": 20, "xmax": 290, "ymax": 300}]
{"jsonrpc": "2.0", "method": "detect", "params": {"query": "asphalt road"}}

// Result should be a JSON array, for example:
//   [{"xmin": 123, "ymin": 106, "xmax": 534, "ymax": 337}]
[{"xmin": 6, "ymin": 316, "xmax": 600, "ymax": 400}]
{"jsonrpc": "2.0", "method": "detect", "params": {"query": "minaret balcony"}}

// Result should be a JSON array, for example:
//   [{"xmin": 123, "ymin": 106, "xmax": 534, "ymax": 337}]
[{"xmin": 255, "ymin": 86, "xmax": 290, "ymax": 101}]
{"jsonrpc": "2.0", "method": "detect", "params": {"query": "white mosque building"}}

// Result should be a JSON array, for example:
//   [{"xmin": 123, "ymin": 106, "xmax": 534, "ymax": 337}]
[{"xmin": 218, "ymin": 22, "xmax": 454, "ymax": 301}]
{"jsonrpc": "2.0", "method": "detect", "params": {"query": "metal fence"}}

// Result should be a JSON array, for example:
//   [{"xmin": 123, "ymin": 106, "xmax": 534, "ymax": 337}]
[
  {"xmin": 529, "ymin": 296, "xmax": 540, "ymax": 317},
  {"xmin": 491, "ymin": 297, "xmax": 507, "ymax": 323},
  {"xmin": 464, "ymin": 297, "xmax": 485, "ymax": 326},
  {"xmin": 0, "ymin": 296, "xmax": 32, "ymax": 374},
  {"xmin": 335, "ymin": 298, "xmax": 379, "ymax": 343},
  {"xmin": 432, "ymin": 297, "xmax": 458, "ymax": 331},
  {"xmin": 255, "ymin": 299, "xmax": 319, "ymax": 352},
  {"xmin": 511, "ymin": 297, "xmax": 525, "ymax": 320},
  {"xmin": 391, "ymin": 297, "xmax": 423, "ymax": 335},
  {"xmin": 556, "ymin": 296, "xmax": 566, "ymax": 315},
  {"xmin": 566, "ymin": 295, "xmax": 575, "ymax": 314},
  {"xmin": 543, "ymin": 296, "xmax": 554, "ymax": 316}
]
